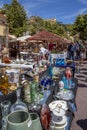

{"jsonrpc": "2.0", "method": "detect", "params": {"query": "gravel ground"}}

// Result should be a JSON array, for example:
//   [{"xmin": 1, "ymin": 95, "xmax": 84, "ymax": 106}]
[{"xmin": 70, "ymin": 61, "xmax": 87, "ymax": 130}]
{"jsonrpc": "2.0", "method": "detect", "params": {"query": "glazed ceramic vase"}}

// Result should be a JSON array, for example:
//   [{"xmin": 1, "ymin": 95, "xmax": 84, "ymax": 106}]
[{"xmin": 6, "ymin": 110, "xmax": 32, "ymax": 130}]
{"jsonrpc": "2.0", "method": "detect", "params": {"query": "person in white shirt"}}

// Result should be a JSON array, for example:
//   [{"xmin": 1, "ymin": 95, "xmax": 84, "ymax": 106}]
[
  {"xmin": 39, "ymin": 44, "xmax": 48, "ymax": 54},
  {"xmin": 39, "ymin": 44, "xmax": 49, "ymax": 60}
]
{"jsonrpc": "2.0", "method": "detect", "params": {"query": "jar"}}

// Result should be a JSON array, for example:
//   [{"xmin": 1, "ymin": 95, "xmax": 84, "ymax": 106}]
[
  {"xmin": 59, "ymin": 81, "xmax": 64, "ymax": 91},
  {"xmin": 50, "ymin": 108, "xmax": 67, "ymax": 130},
  {"xmin": 23, "ymin": 80, "xmax": 31, "ymax": 103},
  {"xmin": 6, "ymin": 110, "xmax": 33, "ymax": 130}
]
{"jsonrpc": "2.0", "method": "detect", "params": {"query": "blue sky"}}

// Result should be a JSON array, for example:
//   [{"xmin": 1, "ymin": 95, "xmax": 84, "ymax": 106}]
[{"xmin": 0, "ymin": 0, "xmax": 87, "ymax": 24}]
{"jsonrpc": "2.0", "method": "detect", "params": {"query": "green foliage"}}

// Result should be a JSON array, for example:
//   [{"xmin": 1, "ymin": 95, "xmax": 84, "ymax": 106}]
[
  {"xmin": 73, "ymin": 14, "xmax": 87, "ymax": 40},
  {"xmin": 1, "ymin": 1, "xmax": 69, "ymax": 38},
  {"xmin": 1, "ymin": 0, "xmax": 87, "ymax": 40},
  {"xmin": 28, "ymin": 16, "xmax": 68, "ymax": 37},
  {"xmin": 2, "ymin": 0, "xmax": 28, "ymax": 37},
  {"xmin": 2, "ymin": 0, "xmax": 87, "ymax": 40},
  {"xmin": 28, "ymin": 16, "xmax": 45, "ymax": 35}
]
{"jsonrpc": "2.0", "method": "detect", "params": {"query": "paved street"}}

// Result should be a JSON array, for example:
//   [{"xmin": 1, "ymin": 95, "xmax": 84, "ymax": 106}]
[{"xmin": 71, "ymin": 61, "xmax": 87, "ymax": 130}]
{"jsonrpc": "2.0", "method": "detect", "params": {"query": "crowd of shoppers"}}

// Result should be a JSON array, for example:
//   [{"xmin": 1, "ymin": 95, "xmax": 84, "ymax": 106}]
[
  {"xmin": 0, "ymin": 40, "xmax": 87, "ymax": 62},
  {"xmin": 67, "ymin": 40, "xmax": 86, "ymax": 62}
]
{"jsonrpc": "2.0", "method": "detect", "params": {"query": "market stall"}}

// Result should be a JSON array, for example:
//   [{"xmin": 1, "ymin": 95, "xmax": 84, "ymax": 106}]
[
  {"xmin": 27, "ymin": 30, "xmax": 68, "ymax": 53},
  {"xmin": 0, "ymin": 61, "xmax": 78, "ymax": 130}
]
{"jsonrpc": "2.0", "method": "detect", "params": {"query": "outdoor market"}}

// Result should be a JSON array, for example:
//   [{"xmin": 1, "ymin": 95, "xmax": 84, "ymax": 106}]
[
  {"xmin": 0, "ymin": 1, "xmax": 87, "ymax": 130},
  {"xmin": 0, "ymin": 29, "xmax": 87, "ymax": 130}
]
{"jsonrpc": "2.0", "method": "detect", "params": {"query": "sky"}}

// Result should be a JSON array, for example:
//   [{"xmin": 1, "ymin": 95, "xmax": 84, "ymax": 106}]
[{"xmin": 0, "ymin": 0, "xmax": 87, "ymax": 24}]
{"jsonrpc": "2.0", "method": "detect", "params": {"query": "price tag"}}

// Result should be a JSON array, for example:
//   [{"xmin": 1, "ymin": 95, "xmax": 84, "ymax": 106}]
[{"xmin": 27, "ymin": 120, "xmax": 32, "ymax": 127}]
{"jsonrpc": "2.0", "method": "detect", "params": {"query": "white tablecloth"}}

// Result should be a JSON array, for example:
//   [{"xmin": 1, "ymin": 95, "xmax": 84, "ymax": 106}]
[{"xmin": 0, "ymin": 63, "xmax": 34, "ymax": 69}]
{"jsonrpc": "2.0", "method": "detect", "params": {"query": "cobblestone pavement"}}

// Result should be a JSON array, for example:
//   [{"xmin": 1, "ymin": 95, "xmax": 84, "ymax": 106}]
[{"xmin": 70, "ymin": 61, "xmax": 87, "ymax": 130}]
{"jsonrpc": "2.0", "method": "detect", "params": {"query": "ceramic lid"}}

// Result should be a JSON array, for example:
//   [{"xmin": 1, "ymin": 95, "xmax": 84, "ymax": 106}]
[
  {"xmin": 53, "ymin": 107, "xmax": 66, "ymax": 117},
  {"xmin": 49, "ymin": 100, "xmax": 68, "ymax": 111}
]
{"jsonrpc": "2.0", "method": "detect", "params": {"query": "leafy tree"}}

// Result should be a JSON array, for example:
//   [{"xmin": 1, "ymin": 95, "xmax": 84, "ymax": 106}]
[
  {"xmin": 44, "ymin": 21, "xmax": 52, "ymax": 32},
  {"xmin": 66, "ymin": 24, "xmax": 73, "ymax": 34},
  {"xmin": 19, "ymin": 15, "xmax": 70, "ymax": 37},
  {"xmin": 2, "ymin": 0, "xmax": 28, "ymax": 37},
  {"xmin": 73, "ymin": 14, "xmax": 87, "ymax": 40},
  {"xmin": 28, "ymin": 16, "xmax": 44, "ymax": 35},
  {"xmin": 51, "ymin": 23, "xmax": 58, "ymax": 30}
]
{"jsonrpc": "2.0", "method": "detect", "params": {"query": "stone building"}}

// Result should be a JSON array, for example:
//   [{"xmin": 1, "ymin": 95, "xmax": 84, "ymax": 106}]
[{"xmin": 0, "ymin": 12, "xmax": 9, "ymax": 47}]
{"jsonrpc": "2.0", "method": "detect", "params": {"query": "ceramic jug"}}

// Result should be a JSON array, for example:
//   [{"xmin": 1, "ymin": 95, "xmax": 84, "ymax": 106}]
[
  {"xmin": 6, "ymin": 110, "xmax": 32, "ymax": 130},
  {"xmin": 30, "ymin": 113, "xmax": 42, "ymax": 130},
  {"xmin": 50, "ymin": 107, "xmax": 67, "ymax": 130}
]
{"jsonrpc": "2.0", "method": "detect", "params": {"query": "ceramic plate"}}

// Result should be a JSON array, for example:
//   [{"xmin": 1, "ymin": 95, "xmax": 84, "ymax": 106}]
[
  {"xmin": 56, "ymin": 90, "xmax": 74, "ymax": 100},
  {"xmin": 52, "ymin": 115, "xmax": 67, "ymax": 125},
  {"xmin": 50, "ymin": 121, "xmax": 67, "ymax": 129},
  {"xmin": 55, "ymin": 121, "xmax": 67, "ymax": 129},
  {"xmin": 49, "ymin": 100, "xmax": 68, "ymax": 111}
]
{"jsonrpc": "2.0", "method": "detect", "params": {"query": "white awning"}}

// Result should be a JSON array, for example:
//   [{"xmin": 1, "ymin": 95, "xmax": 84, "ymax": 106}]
[{"xmin": 9, "ymin": 35, "xmax": 31, "ymax": 43}]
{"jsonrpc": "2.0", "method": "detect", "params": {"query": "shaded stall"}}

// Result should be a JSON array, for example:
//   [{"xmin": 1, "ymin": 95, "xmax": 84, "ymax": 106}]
[
  {"xmin": 9, "ymin": 35, "xmax": 31, "ymax": 52},
  {"xmin": 27, "ymin": 30, "xmax": 68, "ymax": 53}
]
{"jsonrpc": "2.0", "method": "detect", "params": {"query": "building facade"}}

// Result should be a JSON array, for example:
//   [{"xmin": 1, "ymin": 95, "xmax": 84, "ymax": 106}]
[{"xmin": 0, "ymin": 12, "xmax": 9, "ymax": 46}]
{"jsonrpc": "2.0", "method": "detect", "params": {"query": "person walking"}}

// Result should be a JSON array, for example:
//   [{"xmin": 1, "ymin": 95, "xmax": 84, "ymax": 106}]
[
  {"xmin": 67, "ymin": 42, "xmax": 76, "ymax": 60},
  {"xmin": 75, "ymin": 41, "xmax": 80, "ymax": 60},
  {"xmin": 67, "ymin": 42, "xmax": 72, "ymax": 60}
]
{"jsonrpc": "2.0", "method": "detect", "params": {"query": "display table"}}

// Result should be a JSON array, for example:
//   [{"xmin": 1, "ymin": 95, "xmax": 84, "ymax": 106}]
[
  {"xmin": 0, "ymin": 88, "xmax": 75, "ymax": 130},
  {"xmin": 53, "ymin": 77, "xmax": 78, "ymax": 112},
  {"xmin": 52, "ymin": 62, "xmax": 75, "ymax": 75},
  {"xmin": 0, "ymin": 69, "xmax": 78, "ymax": 130},
  {"xmin": 0, "ymin": 63, "xmax": 35, "ymax": 69}
]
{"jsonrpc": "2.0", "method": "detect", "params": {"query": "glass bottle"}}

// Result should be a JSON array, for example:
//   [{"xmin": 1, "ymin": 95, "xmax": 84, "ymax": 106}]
[
  {"xmin": 0, "ymin": 68, "xmax": 10, "ymax": 95},
  {"xmin": 10, "ymin": 87, "xmax": 28, "ymax": 112},
  {"xmin": 16, "ymin": 54, "xmax": 20, "ymax": 63},
  {"xmin": 8, "ymin": 68, "xmax": 28, "ymax": 112},
  {"xmin": 65, "ymin": 67, "xmax": 72, "ymax": 88},
  {"xmin": 20, "ymin": 55, "xmax": 24, "ymax": 64},
  {"xmin": 23, "ymin": 80, "xmax": 31, "ymax": 103},
  {"xmin": 1, "ymin": 100, "xmax": 11, "ymax": 130},
  {"xmin": 0, "ymin": 54, "xmax": 2, "ymax": 63},
  {"xmin": 30, "ymin": 74, "xmax": 39, "ymax": 104}
]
